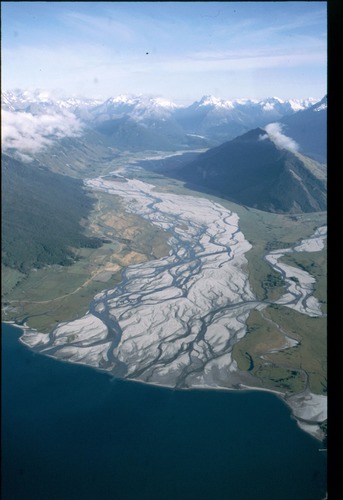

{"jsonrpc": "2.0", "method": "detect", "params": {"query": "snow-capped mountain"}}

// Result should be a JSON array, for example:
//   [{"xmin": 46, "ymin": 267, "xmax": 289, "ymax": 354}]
[
  {"xmin": 195, "ymin": 95, "xmax": 236, "ymax": 109},
  {"xmin": 2, "ymin": 89, "xmax": 322, "ymax": 153},
  {"xmin": 1, "ymin": 89, "xmax": 102, "ymax": 114},
  {"xmin": 86, "ymin": 94, "xmax": 180, "ymax": 124},
  {"xmin": 2, "ymin": 89, "xmax": 317, "ymax": 119},
  {"xmin": 280, "ymin": 95, "xmax": 327, "ymax": 163},
  {"xmin": 173, "ymin": 95, "xmax": 317, "ymax": 143}
]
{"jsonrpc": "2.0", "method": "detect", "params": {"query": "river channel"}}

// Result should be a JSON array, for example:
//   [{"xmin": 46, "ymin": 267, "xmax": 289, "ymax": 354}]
[{"xmin": 20, "ymin": 166, "xmax": 327, "ymax": 438}]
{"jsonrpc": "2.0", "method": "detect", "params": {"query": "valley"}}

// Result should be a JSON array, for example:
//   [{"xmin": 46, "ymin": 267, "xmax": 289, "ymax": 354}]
[
  {"xmin": 3, "ymin": 149, "xmax": 327, "ymax": 440},
  {"xmin": 1, "ymin": 5, "xmax": 328, "ymax": 498},
  {"xmin": 1, "ymin": 90, "xmax": 327, "ymax": 443},
  {"xmin": 2, "ymin": 155, "xmax": 173, "ymax": 333}
]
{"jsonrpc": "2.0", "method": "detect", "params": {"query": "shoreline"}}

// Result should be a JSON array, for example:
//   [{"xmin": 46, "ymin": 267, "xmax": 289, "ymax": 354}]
[
  {"xmin": 2, "ymin": 320, "xmax": 327, "ymax": 500},
  {"xmin": 2, "ymin": 178, "xmax": 326, "ymax": 447},
  {"xmin": 3, "ymin": 319, "xmax": 326, "ymax": 442}
]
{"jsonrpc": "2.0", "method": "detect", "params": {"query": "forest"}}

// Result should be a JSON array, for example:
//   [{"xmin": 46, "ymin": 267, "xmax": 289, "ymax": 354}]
[{"xmin": 1, "ymin": 154, "xmax": 102, "ymax": 272}]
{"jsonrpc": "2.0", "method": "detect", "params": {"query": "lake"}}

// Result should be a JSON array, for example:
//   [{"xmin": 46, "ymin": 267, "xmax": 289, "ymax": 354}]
[{"xmin": 1, "ymin": 322, "xmax": 327, "ymax": 500}]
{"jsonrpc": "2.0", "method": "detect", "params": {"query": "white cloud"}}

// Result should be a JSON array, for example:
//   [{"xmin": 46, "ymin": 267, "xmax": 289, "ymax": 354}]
[
  {"xmin": 1, "ymin": 33, "xmax": 326, "ymax": 101},
  {"xmin": 13, "ymin": 151, "xmax": 35, "ymax": 163},
  {"xmin": 63, "ymin": 11, "xmax": 138, "ymax": 43},
  {"xmin": 263, "ymin": 122, "xmax": 299, "ymax": 152},
  {"xmin": 1, "ymin": 108, "xmax": 83, "ymax": 154}
]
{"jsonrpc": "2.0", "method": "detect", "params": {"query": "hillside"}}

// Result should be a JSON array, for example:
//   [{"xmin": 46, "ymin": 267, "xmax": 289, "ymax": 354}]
[
  {"xmin": 155, "ymin": 128, "xmax": 327, "ymax": 213},
  {"xmin": 1, "ymin": 154, "xmax": 102, "ymax": 273},
  {"xmin": 280, "ymin": 96, "xmax": 327, "ymax": 163},
  {"xmin": 95, "ymin": 115, "xmax": 209, "ymax": 151}
]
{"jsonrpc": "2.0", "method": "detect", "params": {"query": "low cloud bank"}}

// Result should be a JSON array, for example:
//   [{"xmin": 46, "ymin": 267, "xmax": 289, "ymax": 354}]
[
  {"xmin": 1, "ymin": 109, "xmax": 83, "ymax": 154},
  {"xmin": 259, "ymin": 122, "xmax": 299, "ymax": 152}
]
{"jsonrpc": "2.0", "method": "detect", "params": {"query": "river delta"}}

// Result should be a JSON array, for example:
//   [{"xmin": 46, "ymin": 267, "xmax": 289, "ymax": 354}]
[{"xmin": 19, "ymin": 166, "xmax": 327, "ymax": 440}]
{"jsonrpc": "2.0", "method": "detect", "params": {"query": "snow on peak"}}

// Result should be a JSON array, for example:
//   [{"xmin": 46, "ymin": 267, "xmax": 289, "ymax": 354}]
[
  {"xmin": 313, "ymin": 96, "xmax": 327, "ymax": 112},
  {"xmin": 288, "ymin": 97, "xmax": 318, "ymax": 111},
  {"xmin": 107, "ymin": 95, "xmax": 138, "ymax": 105},
  {"xmin": 198, "ymin": 95, "xmax": 234, "ymax": 109},
  {"xmin": 199, "ymin": 95, "xmax": 222, "ymax": 106},
  {"xmin": 233, "ymin": 98, "xmax": 258, "ymax": 105},
  {"xmin": 130, "ymin": 96, "xmax": 178, "ymax": 120},
  {"xmin": 259, "ymin": 97, "xmax": 284, "ymax": 111},
  {"xmin": 288, "ymin": 99, "xmax": 308, "ymax": 112},
  {"xmin": 100, "ymin": 95, "xmax": 178, "ymax": 112},
  {"xmin": 314, "ymin": 102, "xmax": 327, "ymax": 112},
  {"xmin": 152, "ymin": 96, "xmax": 178, "ymax": 109}
]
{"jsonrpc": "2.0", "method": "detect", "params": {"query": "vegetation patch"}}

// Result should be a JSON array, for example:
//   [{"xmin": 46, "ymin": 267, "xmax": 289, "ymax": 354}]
[
  {"xmin": 262, "ymin": 305, "xmax": 327, "ymax": 394},
  {"xmin": 2, "ymin": 154, "xmax": 102, "ymax": 273},
  {"xmin": 2, "ymin": 182, "xmax": 172, "ymax": 333},
  {"xmin": 232, "ymin": 305, "xmax": 326, "ymax": 395},
  {"xmin": 2, "ymin": 152, "xmax": 327, "ymax": 397},
  {"xmin": 279, "ymin": 248, "xmax": 327, "ymax": 313}
]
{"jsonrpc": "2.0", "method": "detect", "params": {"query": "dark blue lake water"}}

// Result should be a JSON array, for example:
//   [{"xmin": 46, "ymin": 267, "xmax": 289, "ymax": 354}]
[{"xmin": 1, "ymin": 322, "xmax": 327, "ymax": 499}]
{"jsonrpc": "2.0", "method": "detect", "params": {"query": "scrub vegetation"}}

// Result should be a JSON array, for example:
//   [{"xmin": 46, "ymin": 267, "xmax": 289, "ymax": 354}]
[{"xmin": 232, "ymin": 305, "xmax": 327, "ymax": 395}]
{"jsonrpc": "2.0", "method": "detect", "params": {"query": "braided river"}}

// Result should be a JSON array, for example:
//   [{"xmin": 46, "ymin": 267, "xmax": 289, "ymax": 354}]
[{"xmin": 18, "ymin": 167, "xmax": 327, "ymax": 440}]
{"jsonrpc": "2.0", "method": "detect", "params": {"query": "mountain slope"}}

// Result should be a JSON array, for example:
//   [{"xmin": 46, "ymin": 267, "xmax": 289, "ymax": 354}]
[
  {"xmin": 173, "ymin": 95, "xmax": 317, "ymax": 144},
  {"xmin": 280, "ymin": 95, "xmax": 327, "ymax": 163},
  {"xmin": 31, "ymin": 128, "xmax": 119, "ymax": 177},
  {"xmin": 1, "ymin": 154, "xmax": 102, "ymax": 272},
  {"xmin": 95, "ymin": 115, "xmax": 209, "ymax": 151},
  {"xmin": 159, "ymin": 128, "xmax": 326, "ymax": 213}
]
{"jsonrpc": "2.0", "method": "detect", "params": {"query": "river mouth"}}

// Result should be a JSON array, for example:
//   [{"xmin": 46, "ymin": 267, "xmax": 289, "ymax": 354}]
[
  {"xmin": 20, "ymin": 166, "xmax": 327, "ymax": 439},
  {"xmin": 2, "ymin": 321, "xmax": 328, "ymax": 500}
]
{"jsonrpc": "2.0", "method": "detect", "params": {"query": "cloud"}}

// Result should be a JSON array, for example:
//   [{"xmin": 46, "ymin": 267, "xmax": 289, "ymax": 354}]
[
  {"xmin": 63, "ymin": 11, "xmax": 138, "ymax": 44},
  {"xmin": 263, "ymin": 122, "xmax": 299, "ymax": 152},
  {"xmin": 1, "ymin": 108, "xmax": 83, "ymax": 154},
  {"xmin": 12, "ymin": 151, "xmax": 35, "ymax": 163}
]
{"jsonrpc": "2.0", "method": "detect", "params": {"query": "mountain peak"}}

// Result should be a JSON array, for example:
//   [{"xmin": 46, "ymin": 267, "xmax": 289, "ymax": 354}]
[
  {"xmin": 197, "ymin": 95, "xmax": 234, "ymax": 109},
  {"xmin": 165, "ymin": 126, "xmax": 326, "ymax": 213},
  {"xmin": 233, "ymin": 127, "xmax": 268, "ymax": 142},
  {"xmin": 313, "ymin": 95, "xmax": 327, "ymax": 112},
  {"xmin": 105, "ymin": 95, "xmax": 137, "ymax": 105},
  {"xmin": 199, "ymin": 95, "xmax": 223, "ymax": 106}
]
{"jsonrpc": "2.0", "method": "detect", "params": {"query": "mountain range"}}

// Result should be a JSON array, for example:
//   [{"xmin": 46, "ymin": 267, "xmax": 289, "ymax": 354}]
[
  {"xmin": 2, "ymin": 90, "xmax": 327, "ymax": 221},
  {"xmin": 2, "ymin": 90, "xmax": 321, "ymax": 152}
]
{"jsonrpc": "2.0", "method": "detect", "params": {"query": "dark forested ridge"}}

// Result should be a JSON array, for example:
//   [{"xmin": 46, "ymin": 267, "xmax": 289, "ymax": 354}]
[
  {"xmin": 151, "ymin": 128, "xmax": 327, "ymax": 214},
  {"xmin": 1, "ymin": 154, "xmax": 102, "ymax": 272}
]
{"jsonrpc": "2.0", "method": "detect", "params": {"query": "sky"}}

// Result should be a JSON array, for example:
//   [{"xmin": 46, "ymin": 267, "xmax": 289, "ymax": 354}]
[{"xmin": 1, "ymin": 1, "xmax": 327, "ymax": 103}]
